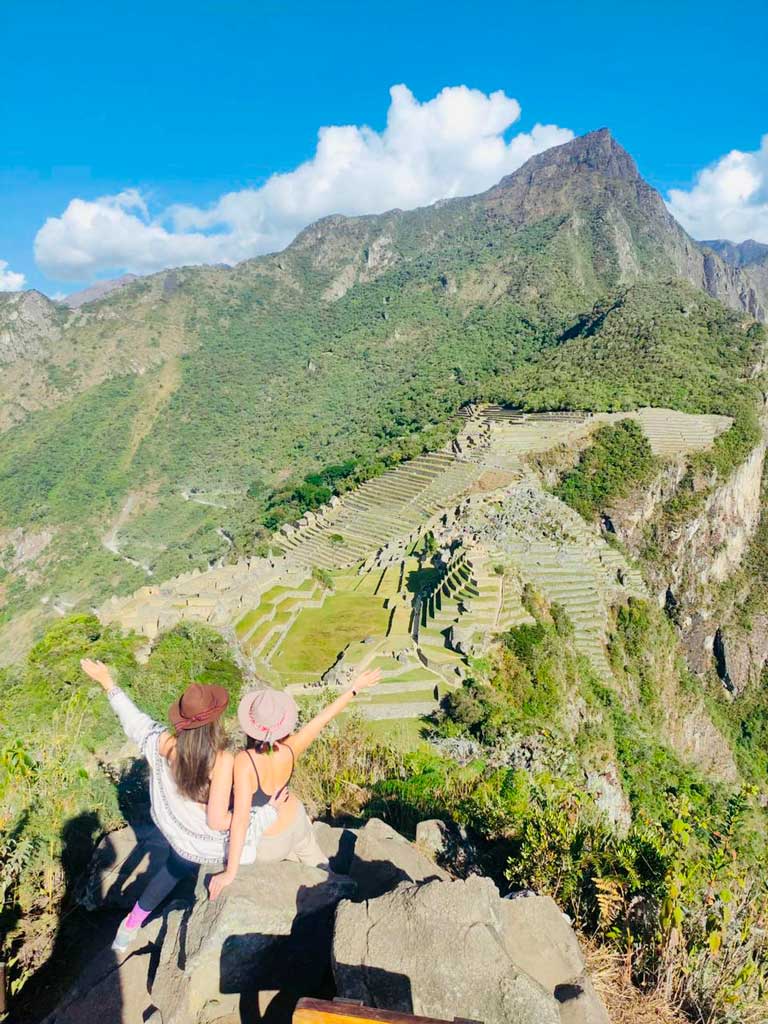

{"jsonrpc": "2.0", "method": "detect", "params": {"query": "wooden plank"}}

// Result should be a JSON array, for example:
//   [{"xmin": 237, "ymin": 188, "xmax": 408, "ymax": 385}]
[{"xmin": 293, "ymin": 997, "xmax": 481, "ymax": 1024}]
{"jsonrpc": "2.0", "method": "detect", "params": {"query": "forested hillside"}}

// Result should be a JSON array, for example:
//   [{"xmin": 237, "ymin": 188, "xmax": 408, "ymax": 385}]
[
  {"xmin": 0, "ymin": 130, "xmax": 765, "ymax": 659},
  {"xmin": 3, "ymin": 127, "xmax": 768, "ymax": 1023}
]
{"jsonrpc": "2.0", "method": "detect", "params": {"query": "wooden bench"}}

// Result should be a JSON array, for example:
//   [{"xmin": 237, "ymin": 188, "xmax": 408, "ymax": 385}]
[{"xmin": 293, "ymin": 997, "xmax": 480, "ymax": 1024}]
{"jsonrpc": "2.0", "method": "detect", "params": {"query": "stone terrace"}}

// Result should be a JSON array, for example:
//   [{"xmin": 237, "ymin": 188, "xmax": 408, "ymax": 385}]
[
  {"xmin": 595, "ymin": 407, "xmax": 733, "ymax": 456},
  {"xmin": 275, "ymin": 452, "xmax": 484, "ymax": 569},
  {"xmin": 100, "ymin": 557, "xmax": 299, "ymax": 640},
  {"xmin": 415, "ymin": 547, "xmax": 535, "ymax": 671},
  {"xmin": 462, "ymin": 484, "xmax": 646, "ymax": 681},
  {"xmin": 99, "ymin": 405, "xmax": 731, "ymax": 715}
]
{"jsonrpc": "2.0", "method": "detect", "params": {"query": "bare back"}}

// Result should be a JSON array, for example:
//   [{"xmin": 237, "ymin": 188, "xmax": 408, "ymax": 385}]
[{"xmin": 239, "ymin": 739, "xmax": 299, "ymax": 835}]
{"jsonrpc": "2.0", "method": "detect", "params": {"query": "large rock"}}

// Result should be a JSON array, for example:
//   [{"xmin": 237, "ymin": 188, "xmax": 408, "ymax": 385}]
[
  {"xmin": 78, "ymin": 823, "xmax": 171, "ymax": 910},
  {"xmin": 152, "ymin": 862, "xmax": 355, "ymax": 1024},
  {"xmin": 500, "ymin": 894, "xmax": 610, "ymax": 1023},
  {"xmin": 333, "ymin": 875, "xmax": 561, "ymax": 1024},
  {"xmin": 348, "ymin": 818, "xmax": 450, "ymax": 899},
  {"xmin": 585, "ymin": 766, "xmax": 632, "ymax": 835},
  {"xmin": 43, "ymin": 915, "xmax": 165, "ymax": 1024}
]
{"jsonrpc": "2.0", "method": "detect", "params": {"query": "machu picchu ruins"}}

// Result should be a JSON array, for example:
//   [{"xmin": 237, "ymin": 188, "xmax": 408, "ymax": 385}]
[{"xmin": 100, "ymin": 404, "xmax": 732, "ymax": 732}]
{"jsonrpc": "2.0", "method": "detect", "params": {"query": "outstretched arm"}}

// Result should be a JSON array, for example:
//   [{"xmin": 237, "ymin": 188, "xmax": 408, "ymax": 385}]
[
  {"xmin": 80, "ymin": 658, "xmax": 165, "ymax": 754},
  {"xmin": 286, "ymin": 667, "xmax": 381, "ymax": 759}
]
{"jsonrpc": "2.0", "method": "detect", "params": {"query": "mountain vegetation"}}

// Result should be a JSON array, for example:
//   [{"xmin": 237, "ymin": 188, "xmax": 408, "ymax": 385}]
[
  {"xmin": 0, "ymin": 131, "xmax": 766, "ymax": 659},
  {"xmin": 554, "ymin": 419, "xmax": 657, "ymax": 519},
  {"xmin": 3, "ymin": 130, "xmax": 768, "ymax": 1022}
]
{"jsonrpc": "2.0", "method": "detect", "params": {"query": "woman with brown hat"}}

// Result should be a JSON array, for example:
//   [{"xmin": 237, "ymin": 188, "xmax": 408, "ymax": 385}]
[
  {"xmin": 80, "ymin": 658, "xmax": 283, "ymax": 952},
  {"xmin": 209, "ymin": 666, "xmax": 381, "ymax": 899}
]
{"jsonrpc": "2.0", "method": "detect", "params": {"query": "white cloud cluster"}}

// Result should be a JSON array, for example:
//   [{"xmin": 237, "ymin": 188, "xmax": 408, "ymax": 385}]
[
  {"xmin": 34, "ymin": 84, "xmax": 573, "ymax": 282},
  {"xmin": 0, "ymin": 260, "xmax": 26, "ymax": 291},
  {"xmin": 667, "ymin": 134, "xmax": 768, "ymax": 243}
]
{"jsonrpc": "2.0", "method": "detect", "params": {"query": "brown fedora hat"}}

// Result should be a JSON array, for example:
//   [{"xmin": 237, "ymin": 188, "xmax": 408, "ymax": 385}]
[{"xmin": 169, "ymin": 683, "xmax": 229, "ymax": 732}]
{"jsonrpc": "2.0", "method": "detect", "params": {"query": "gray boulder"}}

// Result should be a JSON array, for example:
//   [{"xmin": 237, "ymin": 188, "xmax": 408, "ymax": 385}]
[
  {"xmin": 43, "ymin": 916, "xmax": 165, "ymax": 1023},
  {"xmin": 78, "ymin": 823, "xmax": 171, "ymax": 910},
  {"xmin": 501, "ymin": 893, "xmax": 610, "ymax": 1023},
  {"xmin": 586, "ymin": 766, "xmax": 632, "ymax": 835},
  {"xmin": 348, "ymin": 818, "xmax": 450, "ymax": 899},
  {"xmin": 333, "ymin": 875, "xmax": 561, "ymax": 1024},
  {"xmin": 152, "ymin": 862, "xmax": 355, "ymax": 1024}
]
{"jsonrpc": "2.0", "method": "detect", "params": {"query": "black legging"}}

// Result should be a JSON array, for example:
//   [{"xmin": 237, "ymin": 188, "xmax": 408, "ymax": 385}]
[{"xmin": 138, "ymin": 847, "xmax": 198, "ymax": 913}]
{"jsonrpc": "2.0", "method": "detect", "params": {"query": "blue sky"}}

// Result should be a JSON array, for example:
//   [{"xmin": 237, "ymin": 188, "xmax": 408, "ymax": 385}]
[{"xmin": 2, "ymin": 0, "xmax": 767, "ymax": 294}]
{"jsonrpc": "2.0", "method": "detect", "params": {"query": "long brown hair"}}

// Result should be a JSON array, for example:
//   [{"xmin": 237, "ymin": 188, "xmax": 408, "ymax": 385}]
[{"xmin": 172, "ymin": 719, "xmax": 225, "ymax": 802}]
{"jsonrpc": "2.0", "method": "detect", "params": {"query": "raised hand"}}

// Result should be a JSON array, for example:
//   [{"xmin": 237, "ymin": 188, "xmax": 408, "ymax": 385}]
[
  {"xmin": 352, "ymin": 667, "xmax": 382, "ymax": 692},
  {"xmin": 80, "ymin": 658, "xmax": 116, "ymax": 691}
]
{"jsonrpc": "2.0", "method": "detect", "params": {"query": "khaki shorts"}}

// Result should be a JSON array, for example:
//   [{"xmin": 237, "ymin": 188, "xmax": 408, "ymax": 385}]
[{"xmin": 253, "ymin": 803, "xmax": 328, "ymax": 867}]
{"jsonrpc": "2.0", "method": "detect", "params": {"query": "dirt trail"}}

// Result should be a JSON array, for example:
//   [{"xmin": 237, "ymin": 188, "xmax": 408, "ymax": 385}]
[{"xmin": 101, "ymin": 493, "xmax": 151, "ymax": 573}]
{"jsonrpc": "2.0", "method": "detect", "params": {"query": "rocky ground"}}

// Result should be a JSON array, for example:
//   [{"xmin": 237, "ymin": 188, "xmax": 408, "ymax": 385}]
[{"xmin": 39, "ymin": 817, "xmax": 608, "ymax": 1024}]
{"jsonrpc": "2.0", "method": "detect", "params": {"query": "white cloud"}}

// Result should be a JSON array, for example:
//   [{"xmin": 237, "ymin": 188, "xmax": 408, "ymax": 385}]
[
  {"xmin": 0, "ymin": 260, "xmax": 26, "ymax": 291},
  {"xmin": 667, "ymin": 134, "xmax": 768, "ymax": 242},
  {"xmin": 34, "ymin": 84, "xmax": 573, "ymax": 282}
]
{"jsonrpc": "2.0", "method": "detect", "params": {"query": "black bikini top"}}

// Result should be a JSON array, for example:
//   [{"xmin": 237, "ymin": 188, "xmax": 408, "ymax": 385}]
[{"xmin": 247, "ymin": 743, "xmax": 294, "ymax": 807}]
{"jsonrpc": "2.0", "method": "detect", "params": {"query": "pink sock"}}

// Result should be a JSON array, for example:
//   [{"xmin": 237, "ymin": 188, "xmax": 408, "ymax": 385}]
[{"xmin": 125, "ymin": 902, "xmax": 151, "ymax": 930}]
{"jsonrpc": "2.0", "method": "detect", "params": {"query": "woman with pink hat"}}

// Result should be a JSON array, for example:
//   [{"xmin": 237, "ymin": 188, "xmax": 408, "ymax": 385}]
[
  {"xmin": 209, "ymin": 666, "xmax": 381, "ymax": 899},
  {"xmin": 81, "ymin": 659, "xmax": 282, "ymax": 952}
]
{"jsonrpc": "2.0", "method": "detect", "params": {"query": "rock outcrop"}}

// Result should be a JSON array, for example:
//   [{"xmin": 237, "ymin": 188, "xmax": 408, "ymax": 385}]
[
  {"xmin": 79, "ymin": 822, "xmax": 171, "ymax": 910},
  {"xmin": 348, "ymin": 818, "xmax": 450, "ymax": 899},
  {"xmin": 49, "ymin": 818, "xmax": 609, "ymax": 1024},
  {"xmin": 153, "ymin": 862, "xmax": 355, "ymax": 1024},
  {"xmin": 334, "ymin": 877, "xmax": 608, "ymax": 1024},
  {"xmin": 608, "ymin": 431, "xmax": 768, "ymax": 689},
  {"xmin": 710, "ymin": 617, "xmax": 768, "ymax": 695},
  {"xmin": 500, "ymin": 893, "xmax": 609, "ymax": 1024}
]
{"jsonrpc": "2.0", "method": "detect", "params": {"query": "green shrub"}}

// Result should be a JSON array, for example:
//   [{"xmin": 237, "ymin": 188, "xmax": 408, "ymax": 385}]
[
  {"xmin": 555, "ymin": 419, "xmax": 656, "ymax": 519},
  {"xmin": 0, "ymin": 616, "xmax": 245, "ymax": 997}
]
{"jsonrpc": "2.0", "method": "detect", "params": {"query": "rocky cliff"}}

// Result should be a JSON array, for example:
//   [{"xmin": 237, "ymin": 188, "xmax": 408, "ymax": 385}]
[
  {"xmin": 607, "ymin": 427, "xmax": 768, "ymax": 691},
  {"xmin": 0, "ymin": 290, "xmax": 62, "ymax": 365}
]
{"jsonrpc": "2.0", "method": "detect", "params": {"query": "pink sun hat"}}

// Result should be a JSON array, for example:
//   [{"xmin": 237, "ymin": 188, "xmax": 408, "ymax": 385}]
[{"xmin": 238, "ymin": 687, "xmax": 299, "ymax": 743}]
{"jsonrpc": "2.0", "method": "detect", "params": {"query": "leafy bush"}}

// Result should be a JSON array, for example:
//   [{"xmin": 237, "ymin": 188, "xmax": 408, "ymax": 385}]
[
  {"xmin": 0, "ymin": 615, "xmax": 245, "ymax": 996},
  {"xmin": 555, "ymin": 419, "xmax": 656, "ymax": 519}
]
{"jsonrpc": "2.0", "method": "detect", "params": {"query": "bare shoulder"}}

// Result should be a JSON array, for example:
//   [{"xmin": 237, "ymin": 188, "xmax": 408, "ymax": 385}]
[
  {"xmin": 214, "ymin": 748, "xmax": 235, "ymax": 772},
  {"xmin": 234, "ymin": 748, "xmax": 255, "ymax": 772}
]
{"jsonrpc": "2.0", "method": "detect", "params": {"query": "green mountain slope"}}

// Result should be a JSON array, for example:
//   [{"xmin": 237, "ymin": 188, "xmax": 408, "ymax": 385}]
[
  {"xmin": 0, "ymin": 130, "xmax": 765, "ymax": 656},
  {"xmin": 503, "ymin": 279, "xmax": 764, "ymax": 415}
]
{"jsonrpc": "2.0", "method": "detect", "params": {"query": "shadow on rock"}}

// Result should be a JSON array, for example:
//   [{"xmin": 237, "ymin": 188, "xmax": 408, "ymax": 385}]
[
  {"xmin": 218, "ymin": 877, "xmax": 356, "ymax": 1023},
  {"xmin": 151, "ymin": 863, "xmax": 358, "ymax": 1024},
  {"xmin": 331, "ymin": 969, "xmax": 414, "ymax": 1015},
  {"xmin": 13, "ymin": 811, "xmax": 122, "ymax": 1024}
]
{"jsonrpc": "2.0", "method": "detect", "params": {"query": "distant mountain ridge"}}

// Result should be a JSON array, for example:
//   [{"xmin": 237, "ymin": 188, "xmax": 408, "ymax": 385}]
[
  {"xmin": 704, "ymin": 239, "xmax": 768, "ymax": 305},
  {"xmin": 62, "ymin": 273, "xmax": 138, "ymax": 308},
  {"xmin": 704, "ymin": 238, "xmax": 768, "ymax": 268},
  {"xmin": 1, "ymin": 130, "xmax": 765, "ymax": 418}
]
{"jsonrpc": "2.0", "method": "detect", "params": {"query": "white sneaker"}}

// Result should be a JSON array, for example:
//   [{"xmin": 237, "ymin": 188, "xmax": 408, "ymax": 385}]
[{"xmin": 111, "ymin": 915, "xmax": 141, "ymax": 953}]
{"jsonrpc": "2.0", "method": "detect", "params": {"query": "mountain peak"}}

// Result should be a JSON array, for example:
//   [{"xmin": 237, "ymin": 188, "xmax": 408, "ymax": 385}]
[
  {"xmin": 62, "ymin": 273, "xmax": 139, "ymax": 309},
  {"xmin": 493, "ymin": 128, "xmax": 640, "ymax": 193},
  {"xmin": 704, "ymin": 238, "xmax": 768, "ymax": 269}
]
